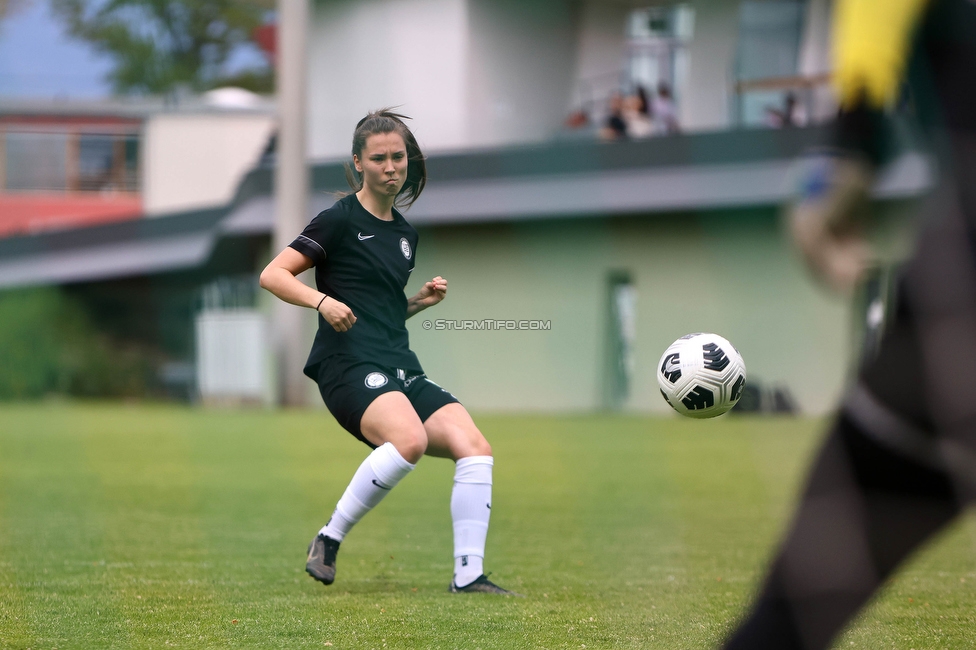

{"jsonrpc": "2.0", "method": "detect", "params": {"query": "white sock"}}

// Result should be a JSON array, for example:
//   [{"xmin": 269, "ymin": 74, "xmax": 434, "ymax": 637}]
[
  {"xmin": 319, "ymin": 442, "xmax": 415, "ymax": 542},
  {"xmin": 451, "ymin": 455, "xmax": 493, "ymax": 587}
]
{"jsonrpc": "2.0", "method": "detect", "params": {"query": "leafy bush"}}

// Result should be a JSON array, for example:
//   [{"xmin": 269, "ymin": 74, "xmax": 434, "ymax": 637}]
[{"xmin": 0, "ymin": 287, "xmax": 156, "ymax": 400}]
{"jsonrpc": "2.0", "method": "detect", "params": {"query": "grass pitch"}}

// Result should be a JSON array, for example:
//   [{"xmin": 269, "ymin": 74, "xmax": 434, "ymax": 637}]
[{"xmin": 0, "ymin": 404, "xmax": 974, "ymax": 649}]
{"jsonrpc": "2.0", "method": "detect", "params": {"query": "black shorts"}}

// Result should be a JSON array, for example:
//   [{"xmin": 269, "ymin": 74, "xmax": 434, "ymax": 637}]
[{"xmin": 316, "ymin": 357, "xmax": 461, "ymax": 447}]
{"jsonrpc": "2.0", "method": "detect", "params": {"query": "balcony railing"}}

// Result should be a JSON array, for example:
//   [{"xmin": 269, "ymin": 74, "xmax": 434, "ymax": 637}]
[{"xmin": 732, "ymin": 73, "xmax": 835, "ymax": 128}]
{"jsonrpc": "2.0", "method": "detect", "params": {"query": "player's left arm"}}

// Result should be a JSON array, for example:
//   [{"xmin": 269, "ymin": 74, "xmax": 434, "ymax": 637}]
[
  {"xmin": 407, "ymin": 276, "xmax": 447, "ymax": 318},
  {"xmin": 789, "ymin": 0, "xmax": 929, "ymax": 294}
]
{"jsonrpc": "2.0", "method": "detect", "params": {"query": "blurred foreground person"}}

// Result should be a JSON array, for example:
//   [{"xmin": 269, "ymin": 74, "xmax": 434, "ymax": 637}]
[
  {"xmin": 261, "ymin": 110, "xmax": 516, "ymax": 595},
  {"xmin": 723, "ymin": 0, "xmax": 976, "ymax": 647}
]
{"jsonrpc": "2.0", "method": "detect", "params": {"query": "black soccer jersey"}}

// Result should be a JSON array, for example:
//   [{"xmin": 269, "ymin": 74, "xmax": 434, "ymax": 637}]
[{"xmin": 289, "ymin": 194, "xmax": 422, "ymax": 378}]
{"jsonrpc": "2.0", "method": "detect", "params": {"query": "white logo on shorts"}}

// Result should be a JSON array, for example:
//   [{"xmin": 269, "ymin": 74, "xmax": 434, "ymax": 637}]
[
  {"xmin": 403, "ymin": 374, "xmax": 424, "ymax": 388},
  {"xmin": 425, "ymin": 377, "xmax": 456, "ymax": 399},
  {"xmin": 365, "ymin": 372, "xmax": 388, "ymax": 389},
  {"xmin": 400, "ymin": 237, "xmax": 412, "ymax": 260}
]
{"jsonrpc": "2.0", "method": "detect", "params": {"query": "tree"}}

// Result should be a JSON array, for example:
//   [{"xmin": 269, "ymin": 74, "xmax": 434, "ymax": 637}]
[
  {"xmin": 0, "ymin": 0, "xmax": 31, "ymax": 23},
  {"xmin": 51, "ymin": 0, "xmax": 275, "ymax": 95}
]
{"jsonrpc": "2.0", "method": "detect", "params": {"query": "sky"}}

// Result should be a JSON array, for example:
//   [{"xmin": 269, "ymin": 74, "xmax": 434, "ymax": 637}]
[
  {"xmin": 0, "ymin": 0, "xmax": 113, "ymax": 98},
  {"xmin": 0, "ymin": 1, "xmax": 270, "ymax": 99}
]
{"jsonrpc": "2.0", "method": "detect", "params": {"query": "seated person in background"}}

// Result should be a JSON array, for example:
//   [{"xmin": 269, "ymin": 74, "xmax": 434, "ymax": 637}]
[
  {"xmin": 623, "ymin": 86, "xmax": 654, "ymax": 139},
  {"xmin": 600, "ymin": 92, "xmax": 628, "ymax": 140},
  {"xmin": 764, "ymin": 92, "xmax": 801, "ymax": 128},
  {"xmin": 564, "ymin": 109, "xmax": 589, "ymax": 129},
  {"xmin": 652, "ymin": 81, "xmax": 680, "ymax": 134}
]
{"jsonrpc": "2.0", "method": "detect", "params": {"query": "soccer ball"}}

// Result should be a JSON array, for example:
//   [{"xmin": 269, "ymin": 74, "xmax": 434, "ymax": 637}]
[{"xmin": 657, "ymin": 333, "xmax": 746, "ymax": 419}]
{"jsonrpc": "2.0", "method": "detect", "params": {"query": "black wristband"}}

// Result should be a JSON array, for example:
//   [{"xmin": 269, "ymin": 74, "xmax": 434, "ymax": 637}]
[{"xmin": 315, "ymin": 294, "xmax": 327, "ymax": 311}]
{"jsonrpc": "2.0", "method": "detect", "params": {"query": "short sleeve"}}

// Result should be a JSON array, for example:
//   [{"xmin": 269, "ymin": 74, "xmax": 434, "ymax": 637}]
[{"xmin": 288, "ymin": 207, "xmax": 345, "ymax": 266}]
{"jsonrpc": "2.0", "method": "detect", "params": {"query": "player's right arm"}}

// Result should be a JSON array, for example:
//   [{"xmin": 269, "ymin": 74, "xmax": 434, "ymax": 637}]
[{"xmin": 259, "ymin": 247, "xmax": 357, "ymax": 332}]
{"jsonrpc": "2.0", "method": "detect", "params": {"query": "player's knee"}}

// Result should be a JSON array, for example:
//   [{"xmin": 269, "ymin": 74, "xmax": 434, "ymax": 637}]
[
  {"xmin": 472, "ymin": 435, "xmax": 491, "ymax": 457},
  {"xmin": 396, "ymin": 428, "xmax": 428, "ymax": 464},
  {"xmin": 457, "ymin": 430, "xmax": 491, "ymax": 458}
]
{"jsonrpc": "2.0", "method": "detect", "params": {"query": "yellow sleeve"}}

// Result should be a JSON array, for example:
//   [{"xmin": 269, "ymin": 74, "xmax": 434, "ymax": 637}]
[{"xmin": 832, "ymin": 0, "xmax": 930, "ymax": 109}]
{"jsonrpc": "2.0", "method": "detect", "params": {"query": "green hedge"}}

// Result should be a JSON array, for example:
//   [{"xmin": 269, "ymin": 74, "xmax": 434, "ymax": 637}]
[{"xmin": 0, "ymin": 287, "xmax": 156, "ymax": 399}]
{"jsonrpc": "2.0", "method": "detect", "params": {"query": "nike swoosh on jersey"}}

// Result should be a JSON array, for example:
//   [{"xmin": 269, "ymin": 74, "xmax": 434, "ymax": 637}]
[
  {"xmin": 358, "ymin": 232, "xmax": 375, "ymax": 240},
  {"xmin": 372, "ymin": 479, "xmax": 392, "ymax": 490}
]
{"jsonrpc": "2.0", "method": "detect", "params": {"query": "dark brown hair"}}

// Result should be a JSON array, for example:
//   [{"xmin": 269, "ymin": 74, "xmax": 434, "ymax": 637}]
[{"xmin": 344, "ymin": 109, "xmax": 427, "ymax": 210}]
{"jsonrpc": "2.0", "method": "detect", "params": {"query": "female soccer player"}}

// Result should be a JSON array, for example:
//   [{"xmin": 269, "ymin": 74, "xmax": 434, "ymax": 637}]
[{"xmin": 259, "ymin": 110, "xmax": 514, "ymax": 595}]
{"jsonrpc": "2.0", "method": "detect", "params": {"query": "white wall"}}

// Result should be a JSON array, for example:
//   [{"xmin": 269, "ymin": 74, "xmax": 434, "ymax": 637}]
[
  {"xmin": 570, "ymin": 0, "xmax": 631, "ymax": 118},
  {"xmin": 308, "ymin": 0, "xmax": 582, "ymax": 158},
  {"xmin": 797, "ymin": 0, "xmax": 837, "ymax": 123},
  {"xmin": 307, "ymin": 0, "xmax": 470, "ymax": 159},
  {"xmin": 305, "ymin": 0, "xmax": 840, "ymax": 150},
  {"xmin": 465, "ymin": 0, "xmax": 578, "ymax": 148},
  {"xmin": 143, "ymin": 113, "xmax": 275, "ymax": 215},
  {"xmin": 680, "ymin": 0, "xmax": 742, "ymax": 132}
]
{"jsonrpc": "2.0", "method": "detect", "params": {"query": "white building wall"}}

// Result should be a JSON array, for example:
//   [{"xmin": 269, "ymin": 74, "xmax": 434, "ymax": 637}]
[
  {"xmin": 307, "ymin": 0, "xmax": 772, "ymax": 151},
  {"xmin": 465, "ymin": 0, "xmax": 578, "ymax": 148},
  {"xmin": 307, "ymin": 0, "xmax": 469, "ymax": 159},
  {"xmin": 798, "ymin": 0, "xmax": 837, "ymax": 123},
  {"xmin": 680, "ymin": 0, "xmax": 742, "ymax": 132},
  {"xmin": 308, "ymin": 0, "xmax": 582, "ymax": 157},
  {"xmin": 143, "ymin": 113, "xmax": 275, "ymax": 215},
  {"xmin": 571, "ymin": 0, "xmax": 631, "ymax": 117}
]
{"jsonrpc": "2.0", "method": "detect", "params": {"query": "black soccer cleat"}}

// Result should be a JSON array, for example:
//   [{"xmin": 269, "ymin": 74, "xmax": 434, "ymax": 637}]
[
  {"xmin": 306, "ymin": 534, "xmax": 340, "ymax": 585},
  {"xmin": 449, "ymin": 573, "xmax": 522, "ymax": 596}
]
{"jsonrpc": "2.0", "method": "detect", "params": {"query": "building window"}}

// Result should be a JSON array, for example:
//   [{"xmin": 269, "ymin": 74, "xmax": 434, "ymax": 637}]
[
  {"xmin": 5, "ymin": 132, "xmax": 68, "ymax": 192},
  {"xmin": 733, "ymin": 1, "xmax": 807, "ymax": 127},
  {"xmin": 2, "ymin": 129, "xmax": 140, "ymax": 193},
  {"xmin": 625, "ymin": 5, "xmax": 695, "ymax": 104}
]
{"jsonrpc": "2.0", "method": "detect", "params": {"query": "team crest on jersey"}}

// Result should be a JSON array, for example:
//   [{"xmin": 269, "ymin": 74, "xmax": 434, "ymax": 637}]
[
  {"xmin": 365, "ymin": 372, "xmax": 388, "ymax": 389},
  {"xmin": 399, "ymin": 237, "xmax": 411, "ymax": 260}
]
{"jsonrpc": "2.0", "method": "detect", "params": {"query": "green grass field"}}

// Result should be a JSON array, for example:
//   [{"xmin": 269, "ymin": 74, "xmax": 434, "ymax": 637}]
[{"xmin": 0, "ymin": 404, "xmax": 974, "ymax": 649}]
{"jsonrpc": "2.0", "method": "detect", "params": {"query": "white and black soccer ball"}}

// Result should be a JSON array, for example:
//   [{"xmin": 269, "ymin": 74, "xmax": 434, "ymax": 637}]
[{"xmin": 657, "ymin": 333, "xmax": 746, "ymax": 419}]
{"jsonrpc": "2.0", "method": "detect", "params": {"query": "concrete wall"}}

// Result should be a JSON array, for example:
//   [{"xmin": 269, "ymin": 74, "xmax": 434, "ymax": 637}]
[
  {"xmin": 143, "ymin": 113, "xmax": 275, "ymax": 215},
  {"xmin": 465, "ymin": 0, "xmax": 578, "ymax": 148},
  {"xmin": 404, "ymin": 209, "xmax": 854, "ymax": 415},
  {"xmin": 680, "ymin": 0, "xmax": 742, "ymax": 132},
  {"xmin": 797, "ymin": 0, "xmax": 837, "ymax": 123},
  {"xmin": 570, "ymin": 0, "xmax": 632, "ymax": 115},
  {"xmin": 307, "ymin": 0, "xmax": 470, "ymax": 159},
  {"xmin": 306, "ymin": 0, "xmax": 784, "ymax": 152},
  {"xmin": 308, "ymin": 0, "xmax": 580, "ymax": 158}
]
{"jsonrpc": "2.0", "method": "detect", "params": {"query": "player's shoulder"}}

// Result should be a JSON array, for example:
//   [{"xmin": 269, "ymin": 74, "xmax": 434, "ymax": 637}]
[{"xmin": 312, "ymin": 194, "xmax": 356, "ymax": 225}]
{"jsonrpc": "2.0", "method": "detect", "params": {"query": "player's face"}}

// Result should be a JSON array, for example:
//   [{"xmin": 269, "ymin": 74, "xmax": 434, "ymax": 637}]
[{"xmin": 354, "ymin": 132, "xmax": 408, "ymax": 198}]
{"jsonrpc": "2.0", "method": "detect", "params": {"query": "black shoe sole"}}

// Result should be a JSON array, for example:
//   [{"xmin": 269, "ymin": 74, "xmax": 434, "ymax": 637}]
[
  {"xmin": 306, "ymin": 537, "xmax": 337, "ymax": 585},
  {"xmin": 306, "ymin": 566, "xmax": 336, "ymax": 585}
]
